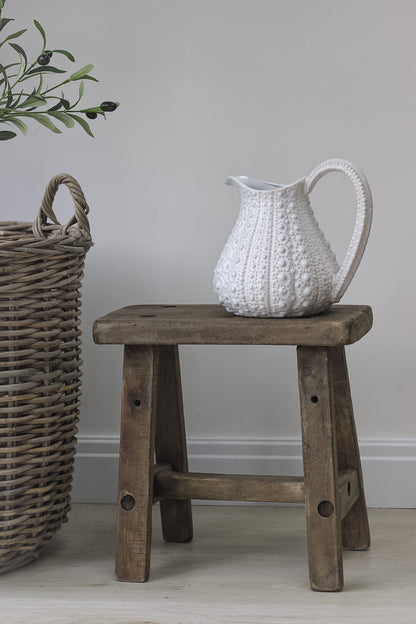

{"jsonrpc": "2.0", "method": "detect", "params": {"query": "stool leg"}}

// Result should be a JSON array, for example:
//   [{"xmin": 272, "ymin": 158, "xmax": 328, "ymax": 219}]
[
  {"xmin": 297, "ymin": 346, "xmax": 343, "ymax": 592},
  {"xmin": 155, "ymin": 345, "xmax": 193, "ymax": 543},
  {"xmin": 330, "ymin": 346, "xmax": 370, "ymax": 550},
  {"xmin": 116, "ymin": 345, "xmax": 158, "ymax": 582}
]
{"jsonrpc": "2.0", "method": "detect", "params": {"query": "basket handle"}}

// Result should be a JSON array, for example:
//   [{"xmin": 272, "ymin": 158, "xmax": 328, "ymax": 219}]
[{"xmin": 33, "ymin": 173, "xmax": 91, "ymax": 239}]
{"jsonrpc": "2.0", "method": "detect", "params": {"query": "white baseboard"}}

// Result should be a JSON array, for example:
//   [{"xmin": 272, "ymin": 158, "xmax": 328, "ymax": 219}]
[{"xmin": 72, "ymin": 436, "xmax": 416, "ymax": 508}]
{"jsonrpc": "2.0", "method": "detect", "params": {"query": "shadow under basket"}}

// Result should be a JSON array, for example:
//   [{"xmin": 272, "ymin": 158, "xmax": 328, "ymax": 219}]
[{"xmin": 0, "ymin": 174, "xmax": 93, "ymax": 573}]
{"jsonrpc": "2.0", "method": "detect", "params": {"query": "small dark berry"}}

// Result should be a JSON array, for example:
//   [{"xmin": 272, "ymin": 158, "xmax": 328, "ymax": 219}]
[
  {"xmin": 44, "ymin": 50, "xmax": 53, "ymax": 58},
  {"xmin": 86, "ymin": 112, "xmax": 98, "ymax": 119},
  {"xmin": 37, "ymin": 54, "xmax": 51, "ymax": 66},
  {"xmin": 100, "ymin": 101, "xmax": 117, "ymax": 112}
]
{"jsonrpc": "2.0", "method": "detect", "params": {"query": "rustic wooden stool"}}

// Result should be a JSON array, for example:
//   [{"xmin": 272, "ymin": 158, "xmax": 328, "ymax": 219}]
[{"xmin": 93, "ymin": 304, "xmax": 372, "ymax": 591}]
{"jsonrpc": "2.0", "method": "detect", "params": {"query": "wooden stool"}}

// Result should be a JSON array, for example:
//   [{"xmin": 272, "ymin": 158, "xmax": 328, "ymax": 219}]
[{"xmin": 93, "ymin": 304, "xmax": 372, "ymax": 591}]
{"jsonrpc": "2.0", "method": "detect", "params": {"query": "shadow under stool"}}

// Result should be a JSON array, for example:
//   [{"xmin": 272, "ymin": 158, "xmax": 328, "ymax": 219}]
[{"xmin": 93, "ymin": 304, "xmax": 372, "ymax": 592}]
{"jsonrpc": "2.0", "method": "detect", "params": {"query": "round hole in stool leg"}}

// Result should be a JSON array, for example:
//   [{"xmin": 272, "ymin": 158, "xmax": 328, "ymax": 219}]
[
  {"xmin": 318, "ymin": 500, "xmax": 334, "ymax": 518},
  {"xmin": 121, "ymin": 494, "xmax": 136, "ymax": 511},
  {"xmin": 311, "ymin": 395, "xmax": 319, "ymax": 404},
  {"xmin": 134, "ymin": 398, "xmax": 141, "ymax": 407}
]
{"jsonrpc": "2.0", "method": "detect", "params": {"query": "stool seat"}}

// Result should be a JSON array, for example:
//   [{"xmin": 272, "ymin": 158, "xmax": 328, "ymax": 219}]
[
  {"xmin": 93, "ymin": 304, "xmax": 372, "ymax": 591},
  {"xmin": 93, "ymin": 303, "xmax": 372, "ymax": 346}
]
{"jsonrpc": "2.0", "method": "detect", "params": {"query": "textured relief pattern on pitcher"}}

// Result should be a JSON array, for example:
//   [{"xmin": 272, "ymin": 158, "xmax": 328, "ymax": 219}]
[
  {"xmin": 214, "ymin": 182, "xmax": 339, "ymax": 317},
  {"xmin": 213, "ymin": 188, "xmax": 261, "ymax": 315}
]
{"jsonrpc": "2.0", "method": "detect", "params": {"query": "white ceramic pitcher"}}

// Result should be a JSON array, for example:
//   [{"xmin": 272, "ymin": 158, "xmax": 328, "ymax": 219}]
[{"xmin": 213, "ymin": 158, "xmax": 373, "ymax": 317}]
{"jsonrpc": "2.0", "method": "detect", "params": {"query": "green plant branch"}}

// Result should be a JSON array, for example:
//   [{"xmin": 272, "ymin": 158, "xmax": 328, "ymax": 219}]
[{"xmin": 0, "ymin": 0, "xmax": 118, "ymax": 140}]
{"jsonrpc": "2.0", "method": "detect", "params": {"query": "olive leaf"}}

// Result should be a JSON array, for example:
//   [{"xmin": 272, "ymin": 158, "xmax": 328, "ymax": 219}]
[
  {"xmin": 0, "ymin": 28, "xmax": 26, "ymax": 48},
  {"xmin": 66, "ymin": 113, "xmax": 94, "ymax": 137},
  {"xmin": 9, "ymin": 42, "xmax": 27, "ymax": 66},
  {"xmin": 5, "ymin": 116, "xmax": 27, "ymax": 134},
  {"xmin": 26, "ymin": 66, "xmax": 67, "ymax": 76},
  {"xmin": 33, "ymin": 20, "xmax": 46, "ymax": 50},
  {"xmin": 69, "ymin": 64, "xmax": 94, "ymax": 81},
  {"xmin": 53, "ymin": 49, "xmax": 75, "ymax": 62},
  {"xmin": 0, "ymin": 17, "xmax": 13, "ymax": 32},
  {"xmin": 47, "ymin": 110, "xmax": 75, "ymax": 128},
  {"xmin": 18, "ymin": 111, "xmax": 62, "ymax": 133}
]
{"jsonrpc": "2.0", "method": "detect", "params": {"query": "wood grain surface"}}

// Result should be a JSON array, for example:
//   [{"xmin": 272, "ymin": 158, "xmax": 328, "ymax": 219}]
[{"xmin": 93, "ymin": 304, "xmax": 372, "ymax": 346}]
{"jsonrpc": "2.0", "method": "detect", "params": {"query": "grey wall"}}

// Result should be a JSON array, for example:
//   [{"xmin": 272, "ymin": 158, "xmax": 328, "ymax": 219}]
[{"xmin": 3, "ymin": 0, "xmax": 416, "ymax": 504}]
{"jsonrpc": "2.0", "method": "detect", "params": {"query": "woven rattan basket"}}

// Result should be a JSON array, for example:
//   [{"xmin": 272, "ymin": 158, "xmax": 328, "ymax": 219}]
[{"xmin": 0, "ymin": 174, "xmax": 93, "ymax": 573}]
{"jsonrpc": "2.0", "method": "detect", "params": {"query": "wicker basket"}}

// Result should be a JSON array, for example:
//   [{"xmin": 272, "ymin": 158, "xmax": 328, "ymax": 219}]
[{"xmin": 0, "ymin": 174, "xmax": 93, "ymax": 573}]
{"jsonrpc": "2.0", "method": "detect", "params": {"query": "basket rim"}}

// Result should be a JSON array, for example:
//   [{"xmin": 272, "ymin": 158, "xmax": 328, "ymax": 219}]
[{"xmin": 0, "ymin": 222, "xmax": 93, "ymax": 255}]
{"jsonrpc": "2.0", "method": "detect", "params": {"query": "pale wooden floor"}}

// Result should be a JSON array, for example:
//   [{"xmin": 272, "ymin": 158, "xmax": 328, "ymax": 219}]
[{"xmin": 1, "ymin": 505, "xmax": 416, "ymax": 624}]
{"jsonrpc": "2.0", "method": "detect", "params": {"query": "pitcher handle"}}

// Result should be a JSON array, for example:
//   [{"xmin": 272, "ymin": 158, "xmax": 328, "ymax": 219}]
[{"xmin": 305, "ymin": 158, "xmax": 373, "ymax": 303}]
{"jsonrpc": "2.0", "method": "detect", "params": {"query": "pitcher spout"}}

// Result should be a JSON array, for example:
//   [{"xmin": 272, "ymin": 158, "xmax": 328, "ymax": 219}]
[{"xmin": 225, "ymin": 175, "xmax": 284, "ymax": 192}]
